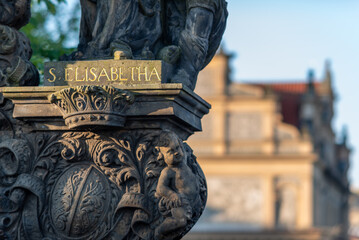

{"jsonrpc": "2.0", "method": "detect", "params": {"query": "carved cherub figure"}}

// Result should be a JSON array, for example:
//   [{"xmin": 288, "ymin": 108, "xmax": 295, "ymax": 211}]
[{"xmin": 154, "ymin": 131, "xmax": 200, "ymax": 240}]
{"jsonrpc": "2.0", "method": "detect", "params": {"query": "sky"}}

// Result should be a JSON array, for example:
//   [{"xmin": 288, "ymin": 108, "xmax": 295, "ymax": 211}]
[{"xmin": 223, "ymin": 0, "xmax": 359, "ymax": 188}]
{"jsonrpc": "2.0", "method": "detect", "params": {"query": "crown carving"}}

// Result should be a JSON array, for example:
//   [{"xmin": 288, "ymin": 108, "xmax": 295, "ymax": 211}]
[{"xmin": 48, "ymin": 86, "xmax": 135, "ymax": 128}]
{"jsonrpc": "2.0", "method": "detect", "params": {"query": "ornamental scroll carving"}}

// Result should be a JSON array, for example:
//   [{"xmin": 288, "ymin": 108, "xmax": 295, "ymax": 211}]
[
  {"xmin": 0, "ymin": 130, "xmax": 207, "ymax": 240},
  {"xmin": 0, "ymin": 93, "xmax": 15, "ymax": 134},
  {"xmin": 0, "ymin": 0, "xmax": 39, "ymax": 87}
]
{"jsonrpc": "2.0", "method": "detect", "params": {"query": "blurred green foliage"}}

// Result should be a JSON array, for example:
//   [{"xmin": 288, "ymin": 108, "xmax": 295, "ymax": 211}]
[{"xmin": 21, "ymin": 0, "xmax": 80, "ymax": 73}]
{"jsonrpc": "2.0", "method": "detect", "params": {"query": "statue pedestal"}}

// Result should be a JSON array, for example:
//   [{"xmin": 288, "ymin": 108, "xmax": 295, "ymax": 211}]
[{"xmin": 0, "ymin": 83, "xmax": 210, "ymax": 240}]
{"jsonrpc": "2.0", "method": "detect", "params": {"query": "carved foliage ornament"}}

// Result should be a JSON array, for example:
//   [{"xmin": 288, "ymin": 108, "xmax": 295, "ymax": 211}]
[
  {"xmin": 0, "ymin": 130, "xmax": 207, "ymax": 240},
  {"xmin": 49, "ymin": 86, "xmax": 135, "ymax": 128},
  {"xmin": 0, "ymin": 93, "xmax": 18, "ymax": 135}
]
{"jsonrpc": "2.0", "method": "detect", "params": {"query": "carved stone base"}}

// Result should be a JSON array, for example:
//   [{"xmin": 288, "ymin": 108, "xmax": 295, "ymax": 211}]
[{"xmin": 0, "ymin": 84, "xmax": 210, "ymax": 240}]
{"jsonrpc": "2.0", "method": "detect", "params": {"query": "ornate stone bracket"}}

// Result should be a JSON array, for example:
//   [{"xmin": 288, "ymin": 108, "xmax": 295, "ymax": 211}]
[{"xmin": 48, "ymin": 86, "xmax": 135, "ymax": 128}]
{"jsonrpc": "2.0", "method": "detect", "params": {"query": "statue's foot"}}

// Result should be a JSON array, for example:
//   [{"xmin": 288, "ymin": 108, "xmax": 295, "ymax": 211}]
[
  {"xmin": 113, "ymin": 50, "xmax": 131, "ymax": 60},
  {"xmin": 158, "ymin": 45, "xmax": 181, "ymax": 65},
  {"xmin": 171, "ymin": 69, "xmax": 195, "ymax": 90},
  {"xmin": 140, "ymin": 47, "xmax": 155, "ymax": 60},
  {"xmin": 110, "ymin": 40, "xmax": 133, "ymax": 59}
]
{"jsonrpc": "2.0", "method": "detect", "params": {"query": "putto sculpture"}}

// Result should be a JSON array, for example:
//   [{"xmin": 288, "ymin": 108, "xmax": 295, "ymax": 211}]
[
  {"xmin": 67, "ymin": 0, "xmax": 228, "ymax": 90},
  {"xmin": 155, "ymin": 131, "xmax": 204, "ymax": 240}
]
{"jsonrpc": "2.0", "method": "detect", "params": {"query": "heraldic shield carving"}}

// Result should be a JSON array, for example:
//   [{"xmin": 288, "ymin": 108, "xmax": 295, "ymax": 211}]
[{"xmin": 0, "ymin": 130, "xmax": 207, "ymax": 240}]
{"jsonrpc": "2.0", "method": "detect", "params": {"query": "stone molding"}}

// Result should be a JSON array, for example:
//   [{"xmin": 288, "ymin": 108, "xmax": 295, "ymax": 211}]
[
  {"xmin": 0, "ymin": 84, "xmax": 210, "ymax": 139},
  {"xmin": 48, "ymin": 85, "xmax": 135, "ymax": 128}
]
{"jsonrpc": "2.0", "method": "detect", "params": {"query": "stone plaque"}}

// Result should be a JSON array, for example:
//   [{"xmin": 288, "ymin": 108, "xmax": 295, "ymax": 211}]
[{"xmin": 44, "ymin": 60, "xmax": 172, "ymax": 86}]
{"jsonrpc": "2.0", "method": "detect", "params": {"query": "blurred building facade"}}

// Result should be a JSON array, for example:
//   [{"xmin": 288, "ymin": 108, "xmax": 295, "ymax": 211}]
[
  {"xmin": 349, "ymin": 191, "xmax": 359, "ymax": 239},
  {"xmin": 185, "ymin": 51, "xmax": 351, "ymax": 240}
]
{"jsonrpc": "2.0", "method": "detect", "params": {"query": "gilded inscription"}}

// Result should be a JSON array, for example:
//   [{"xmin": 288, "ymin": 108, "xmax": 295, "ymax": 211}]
[
  {"xmin": 98, "ymin": 68, "xmax": 111, "ymax": 82},
  {"xmin": 48, "ymin": 66, "xmax": 160, "ymax": 83},
  {"xmin": 149, "ymin": 68, "xmax": 160, "ymax": 81},
  {"xmin": 89, "ymin": 67, "xmax": 97, "ymax": 81},
  {"xmin": 47, "ymin": 68, "xmax": 56, "ymax": 82},
  {"xmin": 75, "ymin": 67, "xmax": 85, "ymax": 81},
  {"xmin": 44, "ymin": 60, "xmax": 167, "ymax": 86},
  {"xmin": 65, "ymin": 67, "xmax": 73, "ymax": 82}
]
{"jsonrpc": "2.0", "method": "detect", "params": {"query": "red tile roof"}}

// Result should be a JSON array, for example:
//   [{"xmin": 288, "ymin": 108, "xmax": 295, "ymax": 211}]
[
  {"xmin": 251, "ymin": 82, "xmax": 320, "ymax": 94},
  {"xmin": 250, "ymin": 81, "xmax": 321, "ymax": 128}
]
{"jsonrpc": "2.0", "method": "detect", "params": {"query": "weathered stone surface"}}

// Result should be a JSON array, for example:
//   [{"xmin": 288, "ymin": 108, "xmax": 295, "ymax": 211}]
[
  {"xmin": 0, "ymin": 0, "xmax": 31, "ymax": 29},
  {"xmin": 162, "ymin": 0, "xmax": 228, "ymax": 90},
  {"xmin": 73, "ymin": 0, "xmax": 162, "ymax": 61},
  {"xmin": 0, "ymin": 0, "xmax": 39, "ymax": 87},
  {"xmin": 67, "ymin": 0, "xmax": 228, "ymax": 91},
  {"xmin": 44, "ymin": 60, "xmax": 172, "ymax": 86},
  {"xmin": 0, "ymin": 88, "xmax": 208, "ymax": 239}
]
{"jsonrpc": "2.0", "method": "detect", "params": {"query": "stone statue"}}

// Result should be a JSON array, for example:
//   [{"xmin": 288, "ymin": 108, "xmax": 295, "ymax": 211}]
[
  {"xmin": 0, "ymin": 0, "xmax": 216, "ymax": 238},
  {"xmin": 0, "ymin": 0, "xmax": 39, "ymax": 87},
  {"xmin": 161, "ymin": 0, "xmax": 228, "ymax": 90},
  {"xmin": 154, "ymin": 131, "xmax": 202, "ymax": 240},
  {"xmin": 70, "ymin": 0, "xmax": 162, "ymax": 60},
  {"xmin": 0, "ymin": 0, "xmax": 31, "ymax": 29},
  {"xmin": 71, "ymin": 0, "xmax": 228, "ymax": 90}
]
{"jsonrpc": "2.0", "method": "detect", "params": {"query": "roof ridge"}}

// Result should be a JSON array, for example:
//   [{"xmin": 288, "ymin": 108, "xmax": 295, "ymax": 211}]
[{"xmin": 244, "ymin": 80, "xmax": 321, "ymax": 85}]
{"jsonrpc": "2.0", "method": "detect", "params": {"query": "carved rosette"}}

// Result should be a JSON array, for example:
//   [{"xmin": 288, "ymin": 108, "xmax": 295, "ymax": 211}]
[
  {"xmin": 0, "ymin": 130, "xmax": 207, "ymax": 240},
  {"xmin": 49, "ymin": 86, "xmax": 135, "ymax": 128}
]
